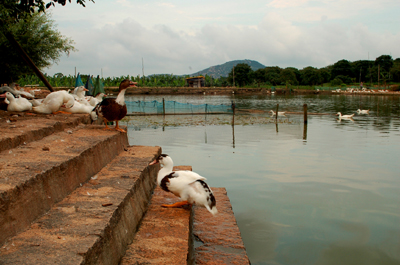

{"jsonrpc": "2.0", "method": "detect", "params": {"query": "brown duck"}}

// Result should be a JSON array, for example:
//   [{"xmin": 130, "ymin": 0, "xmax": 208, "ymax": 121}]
[{"xmin": 94, "ymin": 79, "xmax": 137, "ymax": 132}]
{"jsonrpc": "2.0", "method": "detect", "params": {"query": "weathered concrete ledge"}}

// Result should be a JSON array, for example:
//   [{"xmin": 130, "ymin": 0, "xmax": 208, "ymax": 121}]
[{"xmin": 190, "ymin": 188, "xmax": 250, "ymax": 264}]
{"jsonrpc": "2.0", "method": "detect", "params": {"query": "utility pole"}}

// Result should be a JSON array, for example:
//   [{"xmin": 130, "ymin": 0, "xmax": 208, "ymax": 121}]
[{"xmin": 142, "ymin": 58, "xmax": 145, "ymax": 86}]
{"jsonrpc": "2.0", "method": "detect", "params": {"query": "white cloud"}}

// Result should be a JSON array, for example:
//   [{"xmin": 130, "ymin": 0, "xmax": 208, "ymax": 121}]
[{"xmin": 44, "ymin": 0, "xmax": 400, "ymax": 77}]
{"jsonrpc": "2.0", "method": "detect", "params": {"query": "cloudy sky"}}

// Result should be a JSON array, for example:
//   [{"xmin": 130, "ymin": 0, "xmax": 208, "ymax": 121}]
[{"xmin": 44, "ymin": 0, "xmax": 400, "ymax": 77}]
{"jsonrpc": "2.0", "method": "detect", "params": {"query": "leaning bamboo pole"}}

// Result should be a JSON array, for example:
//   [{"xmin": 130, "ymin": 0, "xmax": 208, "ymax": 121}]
[{"xmin": 2, "ymin": 28, "xmax": 54, "ymax": 92}]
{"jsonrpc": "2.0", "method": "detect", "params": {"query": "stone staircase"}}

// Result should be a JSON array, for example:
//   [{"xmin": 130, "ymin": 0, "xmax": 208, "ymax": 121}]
[{"xmin": 0, "ymin": 112, "xmax": 249, "ymax": 264}]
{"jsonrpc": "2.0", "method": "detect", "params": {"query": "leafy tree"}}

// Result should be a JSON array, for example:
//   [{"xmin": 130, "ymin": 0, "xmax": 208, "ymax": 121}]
[
  {"xmin": 318, "ymin": 68, "xmax": 331, "ymax": 83},
  {"xmin": 285, "ymin": 67, "xmax": 301, "ymax": 84},
  {"xmin": 279, "ymin": 68, "xmax": 298, "ymax": 85},
  {"xmin": 375, "ymin": 55, "xmax": 393, "ymax": 73},
  {"xmin": 331, "ymin": 59, "xmax": 353, "ymax": 80},
  {"xmin": 0, "ymin": 12, "xmax": 75, "ymax": 83},
  {"xmin": 264, "ymin": 66, "xmax": 281, "ymax": 85},
  {"xmin": 390, "ymin": 59, "xmax": 400, "ymax": 82},
  {"xmin": 351, "ymin": 60, "xmax": 373, "ymax": 82},
  {"xmin": 330, "ymin": 77, "xmax": 343, "ymax": 86},
  {"xmin": 228, "ymin": 63, "xmax": 253, "ymax": 87},
  {"xmin": 0, "ymin": 0, "xmax": 93, "ymax": 87},
  {"xmin": 1, "ymin": 0, "xmax": 93, "ymax": 22},
  {"xmin": 253, "ymin": 68, "xmax": 267, "ymax": 84},
  {"xmin": 334, "ymin": 75, "xmax": 352, "ymax": 84},
  {"xmin": 300, "ymin": 66, "xmax": 322, "ymax": 86}
]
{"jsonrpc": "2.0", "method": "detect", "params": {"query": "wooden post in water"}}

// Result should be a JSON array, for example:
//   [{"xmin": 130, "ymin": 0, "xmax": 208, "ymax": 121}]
[
  {"xmin": 303, "ymin": 104, "xmax": 308, "ymax": 124},
  {"xmin": 162, "ymin": 98, "xmax": 165, "ymax": 116},
  {"xmin": 303, "ymin": 123, "xmax": 308, "ymax": 141},
  {"xmin": 303, "ymin": 104, "xmax": 308, "ymax": 140},
  {"xmin": 275, "ymin": 104, "xmax": 279, "ymax": 123}
]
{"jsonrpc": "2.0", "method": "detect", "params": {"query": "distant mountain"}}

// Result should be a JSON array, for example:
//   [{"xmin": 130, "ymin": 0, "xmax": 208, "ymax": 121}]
[{"xmin": 191, "ymin": 59, "xmax": 266, "ymax": 78}]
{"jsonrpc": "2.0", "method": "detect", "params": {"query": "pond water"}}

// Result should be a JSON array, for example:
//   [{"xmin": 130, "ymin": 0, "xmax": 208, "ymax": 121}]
[{"xmin": 122, "ymin": 94, "xmax": 400, "ymax": 265}]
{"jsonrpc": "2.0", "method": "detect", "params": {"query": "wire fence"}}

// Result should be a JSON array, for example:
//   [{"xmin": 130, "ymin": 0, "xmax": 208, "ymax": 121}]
[{"xmin": 126, "ymin": 100, "xmax": 234, "ymax": 115}]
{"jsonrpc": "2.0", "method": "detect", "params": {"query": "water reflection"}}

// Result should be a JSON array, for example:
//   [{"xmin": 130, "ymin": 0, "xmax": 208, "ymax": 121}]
[{"xmin": 123, "ymin": 94, "xmax": 400, "ymax": 265}]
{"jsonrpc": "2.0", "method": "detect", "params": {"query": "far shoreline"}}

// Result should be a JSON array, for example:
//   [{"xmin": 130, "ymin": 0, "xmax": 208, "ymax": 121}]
[{"xmin": 29, "ymin": 86, "xmax": 400, "ymax": 96}]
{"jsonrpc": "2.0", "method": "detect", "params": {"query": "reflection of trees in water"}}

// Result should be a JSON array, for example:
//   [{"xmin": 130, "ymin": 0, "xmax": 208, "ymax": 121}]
[
  {"xmin": 235, "ymin": 95, "xmax": 400, "ymax": 132},
  {"xmin": 124, "ymin": 114, "xmax": 302, "ymax": 129}
]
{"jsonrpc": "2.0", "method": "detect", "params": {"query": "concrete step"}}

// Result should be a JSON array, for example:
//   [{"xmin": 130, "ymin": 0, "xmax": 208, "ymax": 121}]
[
  {"xmin": 0, "ymin": 113, "xmax": 96, "ymax": 153},
  {"xmin": 0, "ymin": 145, "xmax": 160, "ymax": 264},
  {"xmin": 0, "ymin": 121, "xmax": 128, "ymax": 246}
]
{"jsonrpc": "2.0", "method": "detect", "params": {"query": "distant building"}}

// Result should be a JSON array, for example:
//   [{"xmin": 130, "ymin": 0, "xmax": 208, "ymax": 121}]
[{"xmin": 186, "ymin": 76, "xmax": 205, "ymax": 88}]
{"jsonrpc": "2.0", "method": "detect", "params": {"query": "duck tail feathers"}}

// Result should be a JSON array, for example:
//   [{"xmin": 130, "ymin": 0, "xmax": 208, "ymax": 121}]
[{"xmin": 205, "ymin": 204, "xmax": 218, "ymax": 216}]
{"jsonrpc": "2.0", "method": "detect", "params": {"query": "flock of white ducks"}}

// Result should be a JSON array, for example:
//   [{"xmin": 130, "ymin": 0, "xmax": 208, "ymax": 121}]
[{"xmin": 0, "ymin": 85, "xmax": 105, "ymax": 119}]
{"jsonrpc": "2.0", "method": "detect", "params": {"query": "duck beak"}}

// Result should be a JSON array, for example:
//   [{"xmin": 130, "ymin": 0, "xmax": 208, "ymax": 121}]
[
  {"xmin": 0, "ymin": 93, "xmax": 6, "ymax": 98},
  {"xmin": 129, "ymin": 81, "xmax": 138, "ymax": 88},
  {"xmin": 84, "ymin": 88, "xmax": 89, "ymax": 91},
  {"xmin": 149, "ymin": 159, "xmax": 158, "ymax": 166}
]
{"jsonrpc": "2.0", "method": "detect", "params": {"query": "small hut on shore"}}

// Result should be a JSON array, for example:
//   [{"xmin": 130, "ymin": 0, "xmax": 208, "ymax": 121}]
[{"xmin": 186, "ymin": 76, "xmax": 205, "ymax": 88}]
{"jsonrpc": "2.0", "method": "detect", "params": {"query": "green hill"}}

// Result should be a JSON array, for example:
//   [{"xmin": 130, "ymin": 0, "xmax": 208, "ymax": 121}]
[{"xmin": 191, "ymin": 59, "xmax": 266, "ymax": 78}]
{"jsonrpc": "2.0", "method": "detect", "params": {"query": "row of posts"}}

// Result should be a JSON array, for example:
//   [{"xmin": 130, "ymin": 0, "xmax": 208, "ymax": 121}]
[
  {"xmin": 161, "ymin": 99, "xmax": 308, "ymax": 124},
  {"xmin": 273, "ymin": 103, "xmax": 308, "ymax": 123}
]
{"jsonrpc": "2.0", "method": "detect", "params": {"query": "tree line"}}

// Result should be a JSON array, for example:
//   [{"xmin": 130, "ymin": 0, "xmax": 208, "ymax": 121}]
[
  {"xmin": 16, "ymin": 54, "xmax": 400, "ymax": 89},
  {"xmin": 228, "ymin": 55, "xmax": 400, "ymax": 88}
]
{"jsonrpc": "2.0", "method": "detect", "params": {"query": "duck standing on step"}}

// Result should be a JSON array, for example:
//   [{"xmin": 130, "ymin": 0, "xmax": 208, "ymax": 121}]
[
  {"xmin": 94, "ymin": 79, "xmax": 137, "ymax": 133},
  {"xmin": 149, "ymin": 154, "xmax": 218, "ymax": 216}
]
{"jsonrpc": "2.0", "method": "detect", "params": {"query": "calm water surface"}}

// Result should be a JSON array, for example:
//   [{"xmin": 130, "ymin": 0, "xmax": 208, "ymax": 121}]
[{"xmin": 122, "ymin": 94, "xmax": 400, "ymax": 265}]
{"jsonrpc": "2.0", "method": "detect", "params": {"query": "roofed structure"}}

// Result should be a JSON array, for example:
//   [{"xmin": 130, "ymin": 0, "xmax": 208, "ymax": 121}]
[{"xmin": 186, "ymin": 76, "xmax": 205, "ymax": 88}]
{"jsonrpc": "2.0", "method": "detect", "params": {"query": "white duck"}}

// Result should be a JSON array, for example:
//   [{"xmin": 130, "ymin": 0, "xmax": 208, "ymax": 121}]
[
  {"xmin": 73, "ymin": 86, "xmax": 91, "ymax": 106},
  {"xmin": 0, "ymin": 92, "xmax": 32, "ymax": 112},
  {"xmin": 357, "ymin": 109, "xmax": 370, "ymax": 114},
  {"xmin": 149, "ymin": 154, "xmax": 218, "ymax": 216},
  {"xmin": 269, "ymin": 110, "xmax": 286, "ymax": 116},
  {"xmin": 87, "ymin": 93, "xmax": 105, "ymax": 107},
  {"xmin": 29, "ymin": 98, "xmax": 43, "ymax": 107},
  {"xmin": 32, "ymin": 90, "xmax": 75, "ymax": 114},
  {"xmin": 336, "ymin": 112, "xmax": 355, "ymax": 119},
  {"xmin": 59, "ymin": 100, "xmax": 98, "ymax": 120}
]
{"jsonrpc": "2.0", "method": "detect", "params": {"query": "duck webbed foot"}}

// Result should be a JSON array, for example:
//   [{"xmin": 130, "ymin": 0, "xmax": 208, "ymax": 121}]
[
  {"xmin": 114, "ymin": 121, "xmax": 126, "ymax": 133},
  {"xmin": 53, "ymin": 111, "xmax": 72, "ymax": 115},
  {"xmin": 161, "ymin": 201, "xmax": 190, "ymax": 208}
]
